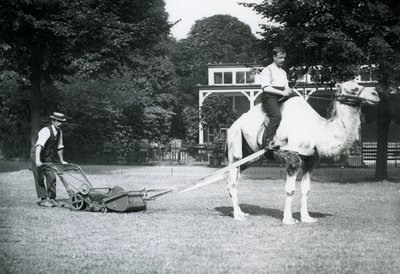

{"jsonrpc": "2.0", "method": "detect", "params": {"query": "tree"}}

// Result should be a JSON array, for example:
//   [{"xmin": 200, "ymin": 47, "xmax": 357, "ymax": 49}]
[
  {"xmin": 200, "ymin": 94, "xmax": 237, "ymax": 137},
  {"xmin": 181, "ymin": 106, "xmax": 200, "ymax": 145},
  {"xmin": 246, "ymin": 0, "xmax": 400, "ymax": 180},
  {"xmin": 172, "ymin": 14, "xmax": 260, "ymax": 106},
  {"xmin": 0, "ymin": 0, "xmax": 171, "ymax": 143},
  {"xmin": 108, "ymin": 48, "xmax": 179, "ymax": 143},
  {"xmin": 0, "ymin": 72, "xmax": 31, "ymax": 158},
  {"xmin": 55, "ymin": 78, "xmax": 121, "ymax": 161}
]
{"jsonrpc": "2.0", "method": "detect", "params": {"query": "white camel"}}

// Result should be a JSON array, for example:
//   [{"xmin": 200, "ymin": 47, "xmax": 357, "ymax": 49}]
[{"xmin": 226, "ymin": 80, "xmax": 380, "ymax": 224}]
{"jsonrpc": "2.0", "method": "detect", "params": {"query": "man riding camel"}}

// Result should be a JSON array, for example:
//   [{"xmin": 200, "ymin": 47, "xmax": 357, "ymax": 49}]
[{"xmin": 260, "ymin": 47, "xmax": 295, "ymax": 150}]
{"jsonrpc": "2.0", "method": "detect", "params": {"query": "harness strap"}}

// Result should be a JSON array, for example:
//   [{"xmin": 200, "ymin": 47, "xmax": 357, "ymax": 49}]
[
  {"xmin": 335, "ymin": 96, "xmax": 362, "ymax": 107},
  {"xmin": 305, "ymin": 85, "xmax": 367, "ymax": 106}
]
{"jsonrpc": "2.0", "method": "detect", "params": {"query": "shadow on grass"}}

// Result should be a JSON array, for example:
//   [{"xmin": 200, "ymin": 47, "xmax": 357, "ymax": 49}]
[{"xmin": 215, "ymin": 204, "xmax": 333, "ymax": 220}]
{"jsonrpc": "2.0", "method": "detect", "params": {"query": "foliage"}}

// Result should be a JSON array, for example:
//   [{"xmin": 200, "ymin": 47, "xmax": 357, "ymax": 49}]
[
  {"xmin": 142, "ymin": 106, "xmax": 175, "ymax": 144},
  {"xmin": 0, "ymin": 0, "xmax": 181, "ymax": 160},
  {"xmin": 56, "ymin": 64, "xmax": 177, "ymax": 160},
  {"xmin": 200, "ymin": 94, "xmax": 237, "ymax": 130},
  {"xmin": 107, "ymin": 51, "xmax": 179, "ymax": 144},
  {"xmin": 181, "ymin": 106, "xmax": 200, "ymax": 145},
  {"xmin": 0, "ymin": 73, "xmax": 60, "ymax": 158},
  {"xmin": 200, "ymin": 94, "xmax": 237, "ymax": 157},
  {"xmin": 0, "ymin": 0, "xmax": 171, "ymax": 78},
  {"xmin": 0, "ymin": 73, "xmax": 30, "ymax": 158},
  {"xmin": 0, "ymin": 0, "xmax": 173, "ymax": 138},
  {"xmin": 186, "ymin": 15, "xmax": 259, "ymax": 64},
  {"xmin": 245, "ymin": 0, "xmax": 400, "ymax": 83},
  {"xmin": 172, "ymin": 15, "xmax": 260, "ymax": 106},
  {"xmin": 111, "ymin": 124, "xmax": 135, "ymax": 160},
  {"xmin": 0, "ymin": 60, "xmax": 179, "ymax": 160},
  {"xmin": 55, "ymin": 79, "xmax": 121, "ymax": 160}
]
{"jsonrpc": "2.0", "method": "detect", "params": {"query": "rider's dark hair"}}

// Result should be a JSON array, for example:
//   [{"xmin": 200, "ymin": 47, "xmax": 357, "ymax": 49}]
[{"xmin": 272, "ymin": 47, "xmax": 286, "ymax": 56}]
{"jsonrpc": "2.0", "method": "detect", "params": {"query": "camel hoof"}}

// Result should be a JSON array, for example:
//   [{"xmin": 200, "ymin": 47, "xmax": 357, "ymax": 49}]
[
  {"xmin": 282, "ymin": 218, "xmax": 299, "ymax": 225},
  {"xmin": 301, "ymin": 217, "xmax": 318, "ymax": 223},
  {"xmin": 233, "ymin": 211, "xmax": 249, "ymax": 221}
]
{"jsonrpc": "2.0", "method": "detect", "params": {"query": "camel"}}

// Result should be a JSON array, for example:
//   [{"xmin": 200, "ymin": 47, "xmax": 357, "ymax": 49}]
[{"xmin": 226, "ymin": 80, "xmax": 380, "ymax": 224}]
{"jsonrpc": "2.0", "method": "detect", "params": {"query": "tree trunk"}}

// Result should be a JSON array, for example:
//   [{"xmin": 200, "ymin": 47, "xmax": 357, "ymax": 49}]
[
  {"xmin": 30, "ymin": 74, "xmax": 41, "ymax": 146},
  {"xmin": 375, "ymin": 92, "xmax": 391, "ymax": 180},
  {"xmin": 30, "ymin": 49, "xmax": 42, "ymax": 146}
]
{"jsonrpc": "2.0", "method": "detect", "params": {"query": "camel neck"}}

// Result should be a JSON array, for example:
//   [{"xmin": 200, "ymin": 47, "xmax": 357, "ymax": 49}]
[{"xmin": 317, "ymin": 102, "xmax": 361, "ymax": 157}]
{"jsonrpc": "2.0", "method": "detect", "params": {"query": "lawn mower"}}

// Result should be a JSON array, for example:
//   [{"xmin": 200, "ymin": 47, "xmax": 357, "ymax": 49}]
[{"xmin": 43, "ymin": 163, "xmax": 149, "ymax": 213}]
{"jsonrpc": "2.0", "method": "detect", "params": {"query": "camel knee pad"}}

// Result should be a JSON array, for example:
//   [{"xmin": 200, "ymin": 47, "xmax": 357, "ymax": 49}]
[
  {"xmin": 286, "ymin": 191, "xmax": 295, "ymax": 196},
  {"xmin": 285, "ymin": 153, "xmax": 302, "ymax": 176}
]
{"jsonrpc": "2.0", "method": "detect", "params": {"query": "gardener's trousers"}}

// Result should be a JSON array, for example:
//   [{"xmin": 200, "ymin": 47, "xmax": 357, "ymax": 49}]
[{"xmin": 30, "ymin": 155, "xmax": 57, "ymax": 199}]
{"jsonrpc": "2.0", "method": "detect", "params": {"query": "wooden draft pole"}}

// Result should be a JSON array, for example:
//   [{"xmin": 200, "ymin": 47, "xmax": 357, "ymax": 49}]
[{"xmin": 145, "ymin": 149, "xmax": 267, "ymax": 201}]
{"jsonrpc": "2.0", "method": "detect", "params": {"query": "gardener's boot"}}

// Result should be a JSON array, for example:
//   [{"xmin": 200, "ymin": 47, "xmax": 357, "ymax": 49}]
[{"xmin": 40, "ymin": 198, "xmax": 55, "ymax": 207}]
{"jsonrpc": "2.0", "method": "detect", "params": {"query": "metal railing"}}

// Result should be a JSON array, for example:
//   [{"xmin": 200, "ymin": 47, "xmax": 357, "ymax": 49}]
[{"xmin": 362, "ymin": 142, "xmax": 399, "ymax": 168}]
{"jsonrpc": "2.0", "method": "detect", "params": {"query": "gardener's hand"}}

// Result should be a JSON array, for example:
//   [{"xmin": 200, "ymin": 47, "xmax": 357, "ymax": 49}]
[
  {"xmin": 60, "ymin": 160, "xmax": 68, "ymax": 165},
  {"xmin": 35, "ymin": 161, "xmax": 43, "ymax": 167}
]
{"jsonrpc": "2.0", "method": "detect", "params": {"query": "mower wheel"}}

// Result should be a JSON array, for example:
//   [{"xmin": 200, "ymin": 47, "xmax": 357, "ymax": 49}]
[{"xmin": 69, "ymin": 194, "xmax": 85, "ymax": 211}]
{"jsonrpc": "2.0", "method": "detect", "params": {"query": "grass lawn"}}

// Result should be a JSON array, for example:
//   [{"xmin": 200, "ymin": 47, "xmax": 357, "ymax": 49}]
[{"xmin": 0, "ymin": 165, "xmax": 399, "ymax": 273}]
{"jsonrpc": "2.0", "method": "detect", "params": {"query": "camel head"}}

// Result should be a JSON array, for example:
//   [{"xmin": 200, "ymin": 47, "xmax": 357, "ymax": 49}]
[{"xmin": 335, "ymin": 80, "xmax": 380, "ymax": 106}]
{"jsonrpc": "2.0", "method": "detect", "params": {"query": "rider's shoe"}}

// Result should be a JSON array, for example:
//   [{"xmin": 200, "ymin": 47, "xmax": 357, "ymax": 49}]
[
  {"xmin": 267, "ymin": 140, "xmax": 280, "ymax": 150},
  {"xmin": 263, "ymin": 138, "xmax": 280, "ymax": 150}
]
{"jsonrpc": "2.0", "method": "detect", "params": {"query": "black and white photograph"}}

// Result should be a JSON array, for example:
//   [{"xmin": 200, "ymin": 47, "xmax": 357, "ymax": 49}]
[{"xmin": 0, "ymin": 0, "xmax": 399, "ymax": 273}]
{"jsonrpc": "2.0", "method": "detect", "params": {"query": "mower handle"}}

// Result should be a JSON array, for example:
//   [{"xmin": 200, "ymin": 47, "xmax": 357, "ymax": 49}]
[{"xmin": 42, "ymin": 162, "xmax": 82, "ymax": 173}]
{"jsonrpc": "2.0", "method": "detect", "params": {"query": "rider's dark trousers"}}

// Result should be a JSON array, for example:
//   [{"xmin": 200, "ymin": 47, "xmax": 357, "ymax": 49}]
[
  {"xmin": 261, "ymin": 92, "xmax": 282, "ymax": 141},
  {"xmin": 30, "ymin": 153, "xmax": 57, "ymax": 199}
]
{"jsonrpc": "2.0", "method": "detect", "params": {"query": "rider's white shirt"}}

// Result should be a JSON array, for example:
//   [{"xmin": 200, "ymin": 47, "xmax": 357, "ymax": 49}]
[{"xmin": 261, "ymin": 63, "xmax": 289, "ymax": 95}]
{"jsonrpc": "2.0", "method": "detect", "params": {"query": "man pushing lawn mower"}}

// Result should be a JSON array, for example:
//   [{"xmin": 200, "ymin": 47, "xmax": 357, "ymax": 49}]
[
  {"xmin": 29, "ymin": 112, "xmax": 150, "ymax": 213},
  {"xmin": 30, "ymin": 112, "xmax": 68, "ymax": 208}
]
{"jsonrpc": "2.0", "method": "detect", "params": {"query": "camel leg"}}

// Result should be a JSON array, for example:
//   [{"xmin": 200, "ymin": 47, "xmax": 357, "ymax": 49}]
[
  {"xmin": 282, "ymin": 152, "xmax": 302, "ymax": 224},
  {"xmin": 300, "ymin": 154, "xmax": 319, "ymax": 223},
  {"xmin": 282, "ymin": 172, "xmax": 299, "ymax": 224},
  {"xmin": 227, "ymin": 167, "xmax": 248, "ymax": 220},
  {"xmin": 300, "ymin": 172, "xmax": 317, "ymax": 223}
]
